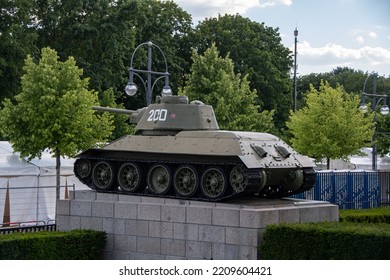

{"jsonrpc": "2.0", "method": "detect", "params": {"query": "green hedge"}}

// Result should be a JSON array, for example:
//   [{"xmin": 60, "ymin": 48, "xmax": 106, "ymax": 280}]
[
  {"xmin": 340, "ymin": 207, "xmax": 390, "ymax": 223},
  {"xmin": 259, "ymin": 207, "xmax": 390, "ymax": 259},
  {"xmin": 0, "ymin": 230, "xmax": 106, "ymax": 260},
  {"xmin": 259, "ymin": 222, "xmax": 390, "ymax": 260}
]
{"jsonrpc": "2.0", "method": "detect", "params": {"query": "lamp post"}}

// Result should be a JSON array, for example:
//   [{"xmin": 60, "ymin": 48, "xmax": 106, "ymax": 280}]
[
  {"xmin": 293, "ymin": 28, "xmax": 298, "ymax": 112},
  {"xmin": 359, "ymin": 72, "xmax": 389, "ymax": 170},
  {"xmin": 124, "ymin": 41, "xmax": 172, "ymax": 106}
]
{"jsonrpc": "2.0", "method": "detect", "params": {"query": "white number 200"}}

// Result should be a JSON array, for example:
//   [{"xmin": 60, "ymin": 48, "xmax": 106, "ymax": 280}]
[{"xmin": 147, "ymin": 109, "xmax": 168, "ymax": 122}]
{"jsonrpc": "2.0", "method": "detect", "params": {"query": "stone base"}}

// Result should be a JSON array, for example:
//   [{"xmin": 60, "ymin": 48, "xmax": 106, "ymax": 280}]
[{"xmin": 56, "ymin": 190, "xmax": 339, "ymax": 260}]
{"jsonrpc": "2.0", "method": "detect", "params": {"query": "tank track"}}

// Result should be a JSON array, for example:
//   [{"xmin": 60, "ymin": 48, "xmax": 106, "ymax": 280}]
[{"xmin": 74, "ymin": 152, "xmax": 316, "ymax": 202}]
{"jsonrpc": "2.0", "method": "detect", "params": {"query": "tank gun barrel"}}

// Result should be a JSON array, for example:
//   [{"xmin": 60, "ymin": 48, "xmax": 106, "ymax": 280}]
[{"xmin": 92, "ymin": 106, "xmax": 136, "ymax": 115}]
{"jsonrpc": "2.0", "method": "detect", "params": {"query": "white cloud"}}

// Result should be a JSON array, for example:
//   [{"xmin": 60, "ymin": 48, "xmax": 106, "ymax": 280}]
[
  {"xmin": 356, "ymin": 36, "xmax": 364, "ymax": 43},
  {"xmin": 294, "ymin": 41, "xmax": 390, "ymax": 75},
  {"xmin": 173, "ymin": 0, "xmax": 291, "ymax": 19},
  {"xmin": 368, "ymin": 31, "xmax": 377, "ymax": 38}
]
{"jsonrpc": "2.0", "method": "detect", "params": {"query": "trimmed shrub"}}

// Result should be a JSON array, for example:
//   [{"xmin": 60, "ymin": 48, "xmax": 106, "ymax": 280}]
[{"xmin": 0, "ymin": 230, "xmax": 106, "ymax": 260}]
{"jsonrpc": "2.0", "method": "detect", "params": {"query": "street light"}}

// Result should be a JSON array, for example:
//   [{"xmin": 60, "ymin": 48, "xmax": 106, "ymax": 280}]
[
  {"xmin": 359, "ymin": 72, "xmax": 389, "ymax": 170},
  {"xmin": 125, "ymin": 41, "xmax": 172, "ymax": 106},
  {"xmin": 293, "ymin": 27, "xmax": 298, "ymax": 112}
]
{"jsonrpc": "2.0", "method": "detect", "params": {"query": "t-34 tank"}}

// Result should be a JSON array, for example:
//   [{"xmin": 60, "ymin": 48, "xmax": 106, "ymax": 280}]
[{"xmin": 74, "ymin": 94, "xmax": 316, "ymax": 201}]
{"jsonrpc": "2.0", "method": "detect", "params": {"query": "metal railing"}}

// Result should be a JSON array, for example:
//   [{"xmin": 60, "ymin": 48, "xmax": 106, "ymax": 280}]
[
  {"xmin": 0, "ymin": 220, "xmax": 56, "ymax": 234},
  {"xmin": 0, "ymin": 184, "xmax": 74, "ymax": 232},
  {"xmin": 292, "ymin": 170, "xmax": 390, "ymax": 209}
]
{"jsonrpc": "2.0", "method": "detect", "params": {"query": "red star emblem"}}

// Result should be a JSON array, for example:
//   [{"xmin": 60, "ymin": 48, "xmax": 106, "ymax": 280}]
[{"xmin": 170, "ymin": 113, "xmax": 176, "ymax": 119}]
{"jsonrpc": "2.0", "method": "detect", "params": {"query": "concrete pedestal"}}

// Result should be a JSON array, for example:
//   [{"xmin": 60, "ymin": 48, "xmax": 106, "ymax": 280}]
[{"xmin": 56, "ymin": 190, "xmax": 339, "ymax": 260}]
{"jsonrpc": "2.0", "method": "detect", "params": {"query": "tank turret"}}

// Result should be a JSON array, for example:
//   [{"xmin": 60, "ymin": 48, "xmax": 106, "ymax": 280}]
[
  {"xmin": 93, "ymin": 95, "xmax": 219, "ymax": 136},
  {"xmin": 74, "ymin": 94, "xmax": 316, "ymax": 201}
]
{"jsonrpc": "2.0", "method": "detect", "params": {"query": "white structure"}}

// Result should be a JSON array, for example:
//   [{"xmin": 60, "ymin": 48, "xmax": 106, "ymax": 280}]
[
  {"xmin": 0, "ymin": 141, "xmax": 86, "ymax": 225},
  {"xmin": 316, "ymin": 148, "xmax": 390, "ymax": 170}
]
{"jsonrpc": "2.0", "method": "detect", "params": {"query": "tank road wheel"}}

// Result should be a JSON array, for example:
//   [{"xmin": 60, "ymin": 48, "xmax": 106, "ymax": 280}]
[
  {"xmin": 174, "ymin": 165, "xmax": 199, "ymax": 197},
  {"xmin": 118, "ymin": 163, "xmax": 145, "ymax": 193},
  {"xmin": 230, "ymin": 165, "xmax": 248, "ymax": 193},
  {"xmin": 147, "ymin": 164, "xmax": 171, "ymax": 195},
  {"xmin": 74, "ymin": 159, "xmax": 92, "ymax": 179},
  {"xmin": 92, "ymin": 161, "xmax": 115, "ymax": 191},
  {"xmin": 201, "ymin": 167, "xmax": 227, "ymax": 199}
]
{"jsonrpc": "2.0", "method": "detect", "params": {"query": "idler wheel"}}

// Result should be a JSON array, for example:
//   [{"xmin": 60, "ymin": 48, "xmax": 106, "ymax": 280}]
[
  {"xmin": 201, "ymin": 166, "xmax": 227, "ymax": 199},
  {"xmin": 92, "ymin": 161, "xmax": 115, "ymax": 190},
  {"xmin": 74, "ymin": 159, "xmax": 92, "ymax": 179},
  {"xmin": 230, "ymin": 165, "xmax": 248, "ymax": 193},
  {"xmin": 174, "ymin": 165, "xmax": 199, "ymax": 197},
  {"xmin": 147, "ymin": 164, "xmax": 171, "ymax": 195},
  {"xmin": 118, "ymin": 162, "xmax": 145, "ymax": 193}
]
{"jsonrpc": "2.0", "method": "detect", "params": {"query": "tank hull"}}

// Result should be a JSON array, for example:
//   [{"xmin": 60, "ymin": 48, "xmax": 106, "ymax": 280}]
[{"xmin": 74, "ymin": 130, "xmax": 316, "ymax": 201}]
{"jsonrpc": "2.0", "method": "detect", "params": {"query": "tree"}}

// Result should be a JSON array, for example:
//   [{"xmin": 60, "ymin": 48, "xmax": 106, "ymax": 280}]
[
  {"xmin": 0, "ymin": 0, "xmax": 38, "ymax": 102},
  {"xmin": 187, "ymin": 14, "xmax": 292, "ymax": 130},
  {"xmin": 286, "ymin": 80, "xmax": 374, "ymax": 169},
  {"xmin": 0, "ymin": 48, "xmax": 113, "ymax": 198},
  {"xmin": 179, "ymin": 44, "xmax": 274, "ymax": 132},
  {"xmin": 33, "ymin": 0, "xmax": 192, "ymax": 109}
]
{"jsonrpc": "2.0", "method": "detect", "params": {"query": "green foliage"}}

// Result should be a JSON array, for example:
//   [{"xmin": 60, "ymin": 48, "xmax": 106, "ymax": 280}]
[
  {"xmin": 100, "ymin": 88, "xmax": 135, "ymax": 139},
  {"xmin": 340, "ymin": 207, "xmax": 390, "ymax": 223},
  {"xmin": 188, "ymin": 14, "xmax": 292, "ymax": 130},
  {"xmin": 374, "ymin": 113, "xmax": 390, "ymax": 156},
  {"xmin": 286, "ymin": 80, "xmax": 374, "ymax": 166},
  {"xmin": 260, "ymin": 222, "xmax": 390, "ymax": 260},
  {"xmin": 0, "ymin": 230, "xmax": 106, "ymax": 260},
  {"xmin": 0, "ymin": 0, "xmax": 38, "ymax": 102},
  {"xmin": 0, "ymin": 47, "xmax": 114, "ymax": 159},
  {"xmin": 180, "ymin": 44, "xmax": 274, "ymax": 132}
]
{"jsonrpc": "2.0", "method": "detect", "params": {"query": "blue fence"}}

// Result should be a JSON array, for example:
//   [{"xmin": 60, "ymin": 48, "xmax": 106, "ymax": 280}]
[{"xmin": 292, "ymin": 171, "xmax": 390, "ymax": 209}]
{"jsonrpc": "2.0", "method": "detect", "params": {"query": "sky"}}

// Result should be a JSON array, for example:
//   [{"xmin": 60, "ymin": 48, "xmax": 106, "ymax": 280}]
[{"xmin": 171, "ymin": 0, "xmax": 390, "ymax": 77}]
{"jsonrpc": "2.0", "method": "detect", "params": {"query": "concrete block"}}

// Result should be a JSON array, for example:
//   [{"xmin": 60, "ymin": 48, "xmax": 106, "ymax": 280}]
[
  {"xmin": 119, "ymin": 195, "xmax": 142, "ymax": 203},
  {"xmin": 73, "ymin": 190, "xmax": 96, "ymax": 200},
  {"xmin": 103, "ymin": 218, "xmax": 125, "ymax": 234},
  {"xmin": 279, "ymin": 207, "xmax": 300, "ymax": 224},
  {"xmin": 55, "ymin": 215, "xmax": 69, "ymax": 231},
  {"xmin": 212, "ymin": 207, "xmax": 240, "ymax": 227},
  {"xmin": 300, "ymin": 206, "xmax": 320, "ymax": 223},
  {"xmin": 104, "ymin": 250, "xmax": 130, "ymax": 260},
  {"xmin": 174, "ymin": 223, "xmax": 199, "ymax": 241},
  {"xmin": 96, "ymin": 192, "xmax": 118, "ymax": 201},
  {"xmin": 186, "ymin": 241, "xmax": 212, "ymax": 259},
  {"xmin": 114, "ymin": 235, "xmax": 137, "ymax": 252},
  {"xmin": 319, "ymin": 204, "xmax": 339, "ymax": 222},
  {"xmin": 239, "ymin": 246, "xmax": 258, "ymax": 260},
  {"xmin": 114, "ymin": 202, "xmax": 137, "ymax": 219},
  {"xmin": 149, "ymin": 221, "xmax": 173, "ymax": 238},
  {"xmin": 126, "ymin": 220, "xmax": 149, "ymax": 236},
  {"xmin": 162, "ymin": 204, "xmax": 186, "ymax": 223},
  {"xmin": 212, "ymin": 243, "xmax": 239, "ymax": 260},
  {"xmin": 141, "ymin": 196, "xmax": 165, "ymax": 204},
  {"xmin": 80, "ymin": 216, "xmax": 103, "ymax": 231},
  {"xmin": 187, "ymin": 206, "xmax": 212, "ymax": 225},
  {"xmin": 104, "ymin": 233, "xmax": 114, "ymax": 250},
  {"xmin": 161, "ymin": 239, "xmax": 186, "ymax": 257},
  {"xmin": 68, "ymin": 215, "xmax": 81, "ymax": 230},
  {"xmin": 70, "ymin": 200, "xmax": 92, "ymax": 216},
  {"xmin": 190, "ymin": 200, "xmax": 216, "ymax": 207},
  {"xmin": 138, "ymin": 203, "xmax": 161, "ymax": 221},
  {"xmin": 130, "ymin": 253, "xmax": 162, "ymax": 260},
  {"xmin": 136, "ymin": 236, "xmax": 161, "ymax": 254},
  {"xmin": 56, "ymin": 199, "xmax": 70, "ymax": 215},
  {"xmin": 164, "ymin": 198, "xmax": 190, "ymax": 206},
  {"xmin": 92, "ymin": 200, "xmax": 114, "ymax": 218},
  {"xmin": 226, "ymin": 227, "xmax": 259, "ymax": 246},
  {"xmin": 199, "ymin": 225, "xmax": 225, "ymax": 243},
  {"xmin": 240, "ymin": 208, "xmax": 279, "ymax": 228}
]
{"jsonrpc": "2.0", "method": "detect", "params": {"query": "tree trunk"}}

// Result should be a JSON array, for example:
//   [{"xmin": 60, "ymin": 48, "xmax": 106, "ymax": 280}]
[
  {"xmin": 327, "ymin": 157, "xmax": 330, "ymax": 170},
  {"xmin": 56, "ymin": 149, "xmax": 61, "ymax": 200}
]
